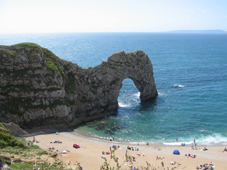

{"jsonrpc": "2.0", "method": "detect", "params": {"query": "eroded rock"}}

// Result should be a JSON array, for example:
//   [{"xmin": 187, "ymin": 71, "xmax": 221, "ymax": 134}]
[{"xmin": 0, "ymin": 43, "xmax": 158, "ymax": 128}]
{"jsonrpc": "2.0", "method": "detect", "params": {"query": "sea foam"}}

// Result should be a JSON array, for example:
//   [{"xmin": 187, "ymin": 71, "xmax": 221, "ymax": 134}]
[
  {"xmin": 173, "ymin": 84, "xmax": 185, "ymax": 88},
  {"xmin": 118, "ymin": 102, "xmax": 131, "ymax": 107}
]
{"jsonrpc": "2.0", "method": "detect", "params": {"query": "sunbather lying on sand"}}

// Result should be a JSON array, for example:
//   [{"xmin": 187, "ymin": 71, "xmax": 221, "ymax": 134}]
[
  {"xmin": 203, "ymin": 147, "xmax": 208, "ymax": 151},
  {"xmin": 137, "ymin": 153, "xmax": 146, "ymax": 156},
  {"xmin": 156, "ymin": 156, "xmax": 165, "ymax": 160},
  {"xmin": 169, "ymin": 161, "xmax": 176, "ymax": 165}
]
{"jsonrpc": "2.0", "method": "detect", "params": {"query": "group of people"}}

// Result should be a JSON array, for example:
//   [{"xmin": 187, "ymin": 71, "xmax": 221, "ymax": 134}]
[
  {"xmin": 196, "ymin": 162, "xmax": 215, "ymax": 169},
  {"xmin": 49, "ymin": 147, "xmax": 55, "ymax": 150},
  {"xmin": 137, "ymin": 153, "xmax": 146, "ymax": 156},
  {"xmin": 50, "ymin": 140, "xmax": 62, "ymax": 143},
  {"xmin": 102, "ymin": 151, "xmax": 110, "ymax": 155},
  {"xmin": 127, "ymin": 146, "xmax": 139, "ymax": 151},
  {"xmin": 32, "ymin": 136, "xmax": 39, "ymax": 143},
  {"xmin": 185, "ymin": 153, "xmax": 196, "ymax": 158},
  {"xmin": 112, "ymin": 145, "xmax": 120, "ymax": 149},
  {"xmin": 156, "ymin": 156, "xmax": 164, "ymax": 160}
]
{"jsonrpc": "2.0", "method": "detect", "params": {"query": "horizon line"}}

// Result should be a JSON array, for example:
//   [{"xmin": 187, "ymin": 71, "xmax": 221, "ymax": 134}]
[{"xmin": 0, "ymin": 30, "xmax": 226, "ymax": 34}]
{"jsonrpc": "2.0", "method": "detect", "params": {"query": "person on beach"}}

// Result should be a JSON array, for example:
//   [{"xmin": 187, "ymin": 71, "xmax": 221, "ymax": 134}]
[
  {"xmin": 193, "ymin": 139, "xmax": 197, "ymax": 149},
  {"xmin": 203, "ymin": 147, "xmax": 208, "ymax": 151},
  {"xmin": 33, "ymin": 163, "xmax": 37, "ymax": 170},
  {"xmin": 176, "ymin": 138, "xmax": 178, "ymax": 142}
]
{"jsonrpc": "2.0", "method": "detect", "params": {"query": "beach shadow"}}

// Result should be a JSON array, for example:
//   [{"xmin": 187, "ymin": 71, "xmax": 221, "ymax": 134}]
[{"xmin": 22, "ymin": 126, "xmax": 75, "ymax": 137}]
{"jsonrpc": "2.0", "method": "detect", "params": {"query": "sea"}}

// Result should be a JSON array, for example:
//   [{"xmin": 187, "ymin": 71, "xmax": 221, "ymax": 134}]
[{"xmin": 0, "ymin": 32, "xmax": 227, "ymax": 146}]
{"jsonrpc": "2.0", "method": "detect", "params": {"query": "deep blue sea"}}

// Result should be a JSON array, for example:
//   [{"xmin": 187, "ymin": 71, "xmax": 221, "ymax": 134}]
[{"xmin": 1, "ymin": 32, "xmax": 227, "ymax": 145}]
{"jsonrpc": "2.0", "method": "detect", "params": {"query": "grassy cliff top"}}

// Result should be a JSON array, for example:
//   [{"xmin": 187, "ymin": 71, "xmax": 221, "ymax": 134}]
[
  {"xmin": 12, "ymin": 42, "xmax": 42, "ymax": 49},
  {"xmin": 1, "ymin": 42, "xmax": 67, "ymax": 74}
]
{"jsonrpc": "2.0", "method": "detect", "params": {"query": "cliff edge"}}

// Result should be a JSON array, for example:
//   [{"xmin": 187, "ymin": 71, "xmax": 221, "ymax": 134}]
[{"xmin": 0, "ymin": 43, "xmax": 158, "ymax": 128}]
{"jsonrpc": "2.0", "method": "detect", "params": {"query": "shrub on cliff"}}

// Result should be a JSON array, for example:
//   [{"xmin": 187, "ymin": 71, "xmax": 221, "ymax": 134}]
[{"xmin": 0, "ymin": 122, "xmax": 26, "ymax": 148}]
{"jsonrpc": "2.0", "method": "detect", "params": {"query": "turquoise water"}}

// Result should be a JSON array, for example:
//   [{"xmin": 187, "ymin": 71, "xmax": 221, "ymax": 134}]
[{"xmin": 1, "ymin": 33, "xmax": 227, "ymax": 145}]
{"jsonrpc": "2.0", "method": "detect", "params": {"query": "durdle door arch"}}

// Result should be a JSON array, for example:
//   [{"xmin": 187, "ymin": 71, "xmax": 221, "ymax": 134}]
[
  {"xmin": 0, "ymin": 44, "xmax": 157, "ymax": 127},
  {"xmin": 75, "ymin": 50, "xmax": 158, "ymax": 120}
]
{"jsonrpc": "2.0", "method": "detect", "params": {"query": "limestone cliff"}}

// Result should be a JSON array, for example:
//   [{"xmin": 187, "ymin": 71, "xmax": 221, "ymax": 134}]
[{"xmin": 0, "ymin": 43, "xmax": 158, "ymax": 128}]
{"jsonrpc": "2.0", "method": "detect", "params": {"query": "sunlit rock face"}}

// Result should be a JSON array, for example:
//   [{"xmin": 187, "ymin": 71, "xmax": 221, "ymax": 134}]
[{"xmin": 0, "ymin": 43, "xmax": 158, "ymax": 128}]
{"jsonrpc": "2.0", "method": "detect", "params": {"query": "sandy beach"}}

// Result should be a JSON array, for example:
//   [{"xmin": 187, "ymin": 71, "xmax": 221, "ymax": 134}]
[{"xmin": 24, "ymin": 128, "xmax": 227, "ymax": 170}]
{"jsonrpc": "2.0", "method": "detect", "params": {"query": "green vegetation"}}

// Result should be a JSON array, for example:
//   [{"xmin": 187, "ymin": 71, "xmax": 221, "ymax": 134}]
[
  {"xmin": 0, "ymin": 122, "xmax": 69, "ymax": 169},
  {"xmin": 9, "ymin": 162, "xmax": 69, "ymax": 170},
  {"xmin": 12, "ymin": 42, "xmax": 42, "ymax": 49},
  {"xmin": 65, "ymin": 72, "xmax": 76, "ymax": 93},
  {"xmin": 120, "ymin": 51, "xmax": 125, "ymax": 55},
  {"xmin": 100, "ymin": 148, "xmax": 124, "ymax": 170},
  {"xmin": 0, "ymin": 123, "xmax": 26, "ymax": 148},
  {"xmin": 58, "ymin": 64, "xmax": 68, "ymax": 79},
  {"xmin": 9, "ymin": 162, "xmax": 35, "ymax": 170},
  {"xmin": 0, "ymin": 122, "xmax": 8, "ymax": 129},
  {"xmin": 43, "ymin": 48, "xmax": 58, "ymax": 71},
  {"xmin": 12, "ymin": 43, "xmax": 68, "ymax": 80},
  {"xmin": 37, "ymin": 150, "xmax": 48, "ymax": 156},
  {"xmin": 10, "ymin": 122, "xmax": 19, "ymax": 128},
  {"xmin": 0, "ymin": 42, "xmax": 78, "ymax": 116}
]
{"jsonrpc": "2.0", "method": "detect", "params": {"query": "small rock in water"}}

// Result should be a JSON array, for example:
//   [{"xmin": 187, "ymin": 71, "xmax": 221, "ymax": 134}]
[{"xmin": 105, "ymin": 129, "xmax": 114, "ymax": 135}]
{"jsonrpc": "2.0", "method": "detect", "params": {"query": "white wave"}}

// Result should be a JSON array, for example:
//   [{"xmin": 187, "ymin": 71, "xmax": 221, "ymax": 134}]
[
  {"xmin": 133, "ymin": 99, "xmax": 140, "ymax": 104},
  {"xmin": 157, "ymin": 92, "xmax": 165, "ymax": 96},
  {"xmin": 129, "ymin": 141, "xmax": 152, "ymax": 145},
  {"xmin": 118, "ymin": 102, "xmax": 131, "ymax": 107},
  {"xmin": 173, "ymin": 84, "xmax": 185, "ymax": 88},
  {"xmin": 196, "ymin": 133, "xmax": 227, "ymax": 145},
  {"xmin": 133, "ymin": 92, "xmax": 140, "ymax": 97},
  {"xmin": 164, "ymin": 133, "xmax": 227, "ymax": 146},
  {"xmin": 163, "ymin": 142, "xmax": 191, "ymax": 146}
]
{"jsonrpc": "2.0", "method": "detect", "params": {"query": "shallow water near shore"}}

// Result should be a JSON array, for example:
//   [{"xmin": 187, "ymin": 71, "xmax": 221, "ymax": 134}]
[{"xmin": 1, "ymin": 32, "xmax": 227, "ymax": 145}]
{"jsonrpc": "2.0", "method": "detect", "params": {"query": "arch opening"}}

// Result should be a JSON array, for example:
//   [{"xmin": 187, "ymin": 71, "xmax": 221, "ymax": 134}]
[{"xmin": 117, "ymin": 78, "xmax": 140, "ymax": 108}]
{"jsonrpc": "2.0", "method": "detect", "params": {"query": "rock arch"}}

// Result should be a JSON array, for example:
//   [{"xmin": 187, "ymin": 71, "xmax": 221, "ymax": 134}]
[
  {"xmin": 0, "ymin": 44, "xmax": 158, "ymax": 127},
  {"xmin": 75, "ymin": 50, "xmax": 158, "ymax": 122}
]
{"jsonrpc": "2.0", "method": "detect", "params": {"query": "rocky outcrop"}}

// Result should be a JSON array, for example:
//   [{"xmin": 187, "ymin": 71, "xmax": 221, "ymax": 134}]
[
  {"xmin": 6, "ymin": 122, "xmax": 28, "ymax": 136},
  {"xmin": 0, "ymin": 43, "xmax": 158, "ymax": 128}
]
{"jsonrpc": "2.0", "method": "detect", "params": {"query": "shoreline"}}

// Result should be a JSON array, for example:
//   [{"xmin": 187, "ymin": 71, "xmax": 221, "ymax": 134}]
[
  {"xmin": 24, "ymin": 126, "xmax": 226, "ymax": 147},
  {"xmin": 24, "ymin": 127, "xmax": 227, "ymax": 170},
  {"xmin": 62, "ymin": 129, "xmax": 227, "ymax": 148}
]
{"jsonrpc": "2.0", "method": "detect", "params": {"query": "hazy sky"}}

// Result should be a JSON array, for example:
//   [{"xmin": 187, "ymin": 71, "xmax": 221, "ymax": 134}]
[{"xmin": 0, "ymin": 0, "xmax": 227, "ymax": 33}]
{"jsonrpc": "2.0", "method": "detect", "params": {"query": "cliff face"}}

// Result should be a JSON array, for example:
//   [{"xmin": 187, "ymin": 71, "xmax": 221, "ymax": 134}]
[{"xmin": 0, "ymin": 43, "xmax": 158, "ymax": 128}]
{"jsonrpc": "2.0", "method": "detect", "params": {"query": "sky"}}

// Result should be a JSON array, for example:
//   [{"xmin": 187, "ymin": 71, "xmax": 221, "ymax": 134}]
[{"xmin": 0, "ymin": 0, "xmax": 227, "ymax": 33}]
